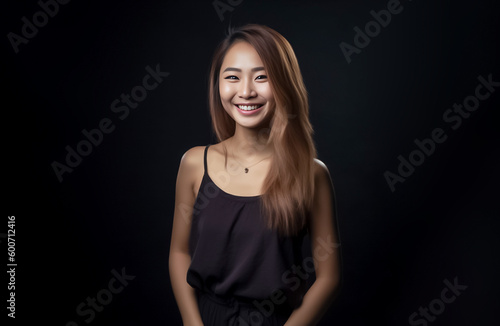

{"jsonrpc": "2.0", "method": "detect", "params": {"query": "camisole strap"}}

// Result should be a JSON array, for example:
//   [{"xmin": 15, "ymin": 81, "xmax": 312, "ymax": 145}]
[{"xmin": 203, "ymin": 145, "xmax": 210, "ymax": 175}]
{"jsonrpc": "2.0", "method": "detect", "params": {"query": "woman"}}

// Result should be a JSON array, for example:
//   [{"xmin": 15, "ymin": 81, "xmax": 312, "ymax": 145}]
[{"xmin": 169, "ymin": 24, "xmax": 341, "ymax": 326}]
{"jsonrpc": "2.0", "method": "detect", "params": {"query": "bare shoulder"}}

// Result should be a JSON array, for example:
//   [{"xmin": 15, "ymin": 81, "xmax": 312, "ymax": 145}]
[
  {"xmin": 177, "ymin": 146, "xmax": 206, "ymax": 191},
  {"xmin": 313, "ymin": 158, "xmax": 336, "ymax": 197},
  {"xmin": 180, "ymin": 146, "xmax": 206, "ymax": 168},
  {"xmin": 313, "ymin": 158, "xmax": 332, "ymax": 181}
]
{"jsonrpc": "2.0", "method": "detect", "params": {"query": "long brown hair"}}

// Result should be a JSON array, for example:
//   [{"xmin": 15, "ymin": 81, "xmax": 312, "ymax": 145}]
[{"xmin": 208, "ymin": 24, "xmax": 317, "ymax": 237}]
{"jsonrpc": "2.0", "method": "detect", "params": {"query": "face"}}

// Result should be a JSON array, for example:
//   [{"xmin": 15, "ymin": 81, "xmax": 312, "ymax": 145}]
[{"xmin": 219, "ymin": 41, "xmax": 275, "ymax": 129}]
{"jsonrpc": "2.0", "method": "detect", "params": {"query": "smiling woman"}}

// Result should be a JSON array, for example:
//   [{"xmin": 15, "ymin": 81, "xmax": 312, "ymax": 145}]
[
  {"xmin": 169, "ymin": 24, "xmax": 342, "ymax": 326},
  {"xmin": 218, "ymin": 40, "xmax": 275, "ymax": 132}
]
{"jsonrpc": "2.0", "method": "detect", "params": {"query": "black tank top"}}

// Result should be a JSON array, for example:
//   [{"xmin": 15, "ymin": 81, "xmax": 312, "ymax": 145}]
[{"xmin": 187, "ymin": 144, "xmax": 309, "ymax": 309}]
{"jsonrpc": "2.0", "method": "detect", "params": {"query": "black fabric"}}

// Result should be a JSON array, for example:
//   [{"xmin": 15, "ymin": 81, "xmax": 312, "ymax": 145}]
[
  {"xmin": 187, "ymin": 144, "xmax": 309, "ymax": 324},
  {"xmin": 197, "ymin": 288, "xmax": 291, "ymax": 326}
]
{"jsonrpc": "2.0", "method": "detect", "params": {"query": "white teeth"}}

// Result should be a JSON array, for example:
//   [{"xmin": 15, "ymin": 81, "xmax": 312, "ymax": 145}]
[{"xmin": 237, "ymin": 105, "xmax": 261, "ymax": 111}]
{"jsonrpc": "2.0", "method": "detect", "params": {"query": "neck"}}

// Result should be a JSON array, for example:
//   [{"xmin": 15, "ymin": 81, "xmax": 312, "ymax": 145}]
[{"xmin": 228, "ymin": 124, "xmax": 273, "ymax": 163}]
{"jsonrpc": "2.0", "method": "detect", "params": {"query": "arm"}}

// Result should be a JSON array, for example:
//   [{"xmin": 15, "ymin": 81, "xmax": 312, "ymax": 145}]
[
  {"xmin": 284, "ymin": 159, "xmax": 342, "ymax": 326},
  {"xmin": 169, "ymin": 147, "xmax": 205, "ymax": 326}
]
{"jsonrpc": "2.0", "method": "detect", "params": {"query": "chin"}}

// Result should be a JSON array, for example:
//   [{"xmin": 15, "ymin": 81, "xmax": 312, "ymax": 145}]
[{"xmin": 237, "ymin": 109, "xmax": 270, "ymax": 124}]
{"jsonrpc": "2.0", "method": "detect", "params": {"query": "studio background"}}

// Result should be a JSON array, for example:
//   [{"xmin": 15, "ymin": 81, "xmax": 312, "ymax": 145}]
[{"xmin": 2, "ymin": 0, "xmax": 499, "ymax": 325}]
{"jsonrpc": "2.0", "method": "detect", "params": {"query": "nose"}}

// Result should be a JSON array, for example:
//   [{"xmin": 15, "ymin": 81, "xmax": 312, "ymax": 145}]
[{"xmin": 238, "ymin": 78, "xmax": 257, "ymax": 99}]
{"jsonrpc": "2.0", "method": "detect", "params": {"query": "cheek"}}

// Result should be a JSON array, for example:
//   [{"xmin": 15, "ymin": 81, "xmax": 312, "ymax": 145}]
[
  {"xmin": 219, "ymin": 82, "xmax": 234, "ymax": 102},
  {"xmin": 219, "ymin": 83, "xmax": 235, "ymax": 116},
  {"xmin": 259, "ymin": 84, "xmax": 274, "ymax": 102}
]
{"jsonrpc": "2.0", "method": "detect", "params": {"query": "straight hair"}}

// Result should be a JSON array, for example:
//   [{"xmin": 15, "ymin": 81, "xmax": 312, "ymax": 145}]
[{"xmin": 208, "ymin": 24, "xmax": 317, "ymax": 236}]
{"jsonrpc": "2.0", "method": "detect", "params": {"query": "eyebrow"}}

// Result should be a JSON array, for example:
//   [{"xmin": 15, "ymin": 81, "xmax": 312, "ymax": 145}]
[{"xmin": 222, "ymin": 66, "xmax": 265, "ymax": 73}]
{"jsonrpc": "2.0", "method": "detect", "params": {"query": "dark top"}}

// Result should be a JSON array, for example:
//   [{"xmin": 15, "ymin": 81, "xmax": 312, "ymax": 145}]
[{"xmin": 187, "ymin": 144, "xmax": 310, "ymax": 309}]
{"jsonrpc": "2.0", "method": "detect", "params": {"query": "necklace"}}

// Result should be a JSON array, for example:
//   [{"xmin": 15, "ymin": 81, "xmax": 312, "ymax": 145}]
[{"xmin": 227, "ymin": 140, "xmax": 273, "ymax": 173}]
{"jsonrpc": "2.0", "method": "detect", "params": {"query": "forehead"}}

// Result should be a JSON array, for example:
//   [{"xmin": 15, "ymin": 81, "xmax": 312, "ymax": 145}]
[{"xmin": 221, "ymin": 41, "xmax": 264, "ymax": 69}]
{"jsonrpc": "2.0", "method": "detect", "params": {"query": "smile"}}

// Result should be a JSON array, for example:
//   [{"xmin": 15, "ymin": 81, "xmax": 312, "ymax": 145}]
[{"xmin": 235, "ymin": 104, "xmax": 264, "ymax": 115}]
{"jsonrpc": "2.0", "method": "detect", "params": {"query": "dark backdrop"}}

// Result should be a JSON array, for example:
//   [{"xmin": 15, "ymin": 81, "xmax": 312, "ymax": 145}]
[{"xmin": 2, "ymin": 0, "xmax": 499, "ymax": 325}]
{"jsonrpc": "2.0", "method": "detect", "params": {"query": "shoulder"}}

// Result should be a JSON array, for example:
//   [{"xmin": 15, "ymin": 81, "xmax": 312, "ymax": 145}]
[
  {"xmin": 177, "ymin": 146, "xmax": 207, "ymax": 179},
  {"xmin": 313, "ymin": 158, "xmax": 332, "ymax": 181},
  {"xmin": 309, "ymin": 159, "xmax": 337, "ymax": 220},
  {"xmin": 312, "ymin": 158, "xmax": 335, "ymax": 196},
  {"xmin": 180, "ymin": 146, "xmax": 206, "ymax": 168},
  {"xmin": 177, "ymin": 145, "xmax": 207, "ymax": 194},
  {"xmin": 180, "ymin": 142, "xmax": 226, "ymax": 165}
]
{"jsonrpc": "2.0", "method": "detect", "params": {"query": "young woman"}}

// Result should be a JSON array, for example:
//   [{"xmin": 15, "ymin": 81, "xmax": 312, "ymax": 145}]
[{"xmin": 169, "ymin": 24, "xmax": 342, "ymax": 326}]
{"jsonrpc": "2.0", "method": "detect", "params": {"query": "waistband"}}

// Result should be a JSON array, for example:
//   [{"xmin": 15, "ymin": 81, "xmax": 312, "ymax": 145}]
[{"xmin": 198, "ymin": 289, "xmax": 295, "ymax": 326}]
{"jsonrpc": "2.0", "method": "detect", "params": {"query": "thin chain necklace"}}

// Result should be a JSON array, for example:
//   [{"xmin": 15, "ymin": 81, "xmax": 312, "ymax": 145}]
[{"xmin": 227, "ymin": 139, "xmax": 273, "ymax": 174}]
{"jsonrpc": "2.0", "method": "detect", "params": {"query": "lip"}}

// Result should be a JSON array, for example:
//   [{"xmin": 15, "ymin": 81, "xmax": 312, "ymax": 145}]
[{"xmin": 234, "ymin": 104, "xmax": 265, "ymax": 116}]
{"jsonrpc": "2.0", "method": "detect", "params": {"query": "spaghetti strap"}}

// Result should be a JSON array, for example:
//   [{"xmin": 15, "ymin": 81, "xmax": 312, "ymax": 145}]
[
  {"xmin": 203, "ymin": 145, "xmax": 210, "ymax": 175},
  {"xmin": 187, "ymin": 143, "xmax": 307, "ymax": 323}
]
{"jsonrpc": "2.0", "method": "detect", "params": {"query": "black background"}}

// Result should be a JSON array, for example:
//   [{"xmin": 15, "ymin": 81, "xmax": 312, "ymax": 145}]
[{"xmin": 2, "ymin": 0, "xmax": 499, "ymax": 325}]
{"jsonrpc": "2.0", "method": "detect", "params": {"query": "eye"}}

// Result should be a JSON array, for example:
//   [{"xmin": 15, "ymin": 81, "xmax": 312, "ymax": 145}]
[
  {"xmin": 224, "ymin": 75, "xmax": 239, "ymax": 80},
  {"xmin": 256, "ymin": 75, "xmax": 268, "ymax": 80}
]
